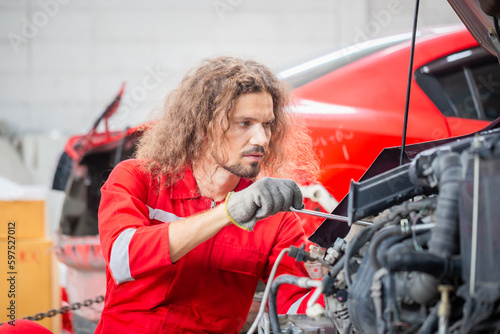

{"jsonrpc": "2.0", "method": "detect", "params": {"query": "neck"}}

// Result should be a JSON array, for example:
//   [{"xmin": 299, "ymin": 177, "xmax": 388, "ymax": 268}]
[{"xmin": 192, "ymin": 160, "xmax": 241, "ymax": 202}]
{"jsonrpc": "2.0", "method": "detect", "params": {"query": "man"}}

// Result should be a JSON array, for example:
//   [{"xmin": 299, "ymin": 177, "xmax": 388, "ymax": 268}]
[{"xmin": 96, "ymin": 56, "xmax": 320, "ymax": 333}]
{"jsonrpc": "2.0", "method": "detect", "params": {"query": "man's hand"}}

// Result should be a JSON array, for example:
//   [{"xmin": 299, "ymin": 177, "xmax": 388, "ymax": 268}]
[{"xmin": 225, "ymin": 177, "xmax": 304, "ymax": 231}]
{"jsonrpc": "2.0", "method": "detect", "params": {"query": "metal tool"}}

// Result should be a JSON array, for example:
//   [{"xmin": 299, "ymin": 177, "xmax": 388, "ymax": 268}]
[{"xmin": 290, "ymin": 207, "xmax": 372, "ymax": 226}]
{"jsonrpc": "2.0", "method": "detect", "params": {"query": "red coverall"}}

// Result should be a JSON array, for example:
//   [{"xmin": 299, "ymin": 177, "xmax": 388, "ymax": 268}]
[{"xmin": 95, "ymin": 159, "xmax": 313, "ymax": 333}]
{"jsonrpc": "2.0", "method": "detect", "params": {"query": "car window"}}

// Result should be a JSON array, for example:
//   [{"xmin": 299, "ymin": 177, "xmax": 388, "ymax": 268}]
[
  {"xmin": 416, "ymin": 47, "xmax": 500, "ymax": 121},
  {"xmin": 473, "ymin": 62, "xmax": 500, "ymax": 120},
  {"xmin": 438, "ymin": 69, "xmax": 478, "ymax": 119}
]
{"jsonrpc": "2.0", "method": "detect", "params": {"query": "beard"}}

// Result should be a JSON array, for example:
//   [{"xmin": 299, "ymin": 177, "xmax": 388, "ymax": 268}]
[
  {"xmin": 223, "ymin": 161, "xmax": 261, "ymax": 178},
  {"xmin": 216, "ymin": 146, "xmax": 265, "ymax": 179}
]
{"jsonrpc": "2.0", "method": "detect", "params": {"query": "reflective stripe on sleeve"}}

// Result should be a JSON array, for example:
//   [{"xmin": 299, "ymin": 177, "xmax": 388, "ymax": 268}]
[
  {"xmin": 286, "ymin": 291, "xmax": 311, "ymax": 315},
  {"xmin": 147, "ymin": 206, "xmax": 183, "ymax": 223},
  {"xmin": 110, "ymin": 228, "xmax": 136, "ymax": 284}
]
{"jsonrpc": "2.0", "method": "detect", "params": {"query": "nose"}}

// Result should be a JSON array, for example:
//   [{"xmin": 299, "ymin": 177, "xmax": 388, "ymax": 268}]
[{"xmin": 249, "ymin": 124, "xmax": 270, "ymax": 147}]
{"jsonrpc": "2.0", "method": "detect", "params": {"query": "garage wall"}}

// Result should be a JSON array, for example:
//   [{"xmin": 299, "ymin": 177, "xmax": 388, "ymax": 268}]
[{"xmin": 0, "ymin": 0, "xmax": 462, "ymax": 185}]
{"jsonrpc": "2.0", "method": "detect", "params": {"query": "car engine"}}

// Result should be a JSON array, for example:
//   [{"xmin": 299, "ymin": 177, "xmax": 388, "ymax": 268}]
[{"xmin": 264, "ymin": 126, "xmax": 500, "ymax": 334}]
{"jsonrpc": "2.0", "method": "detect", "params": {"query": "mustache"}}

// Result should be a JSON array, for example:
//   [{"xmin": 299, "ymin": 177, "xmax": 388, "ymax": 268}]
[{"xmin": 241, "ymin": 146, "xmax": 265, "ymax": 156}]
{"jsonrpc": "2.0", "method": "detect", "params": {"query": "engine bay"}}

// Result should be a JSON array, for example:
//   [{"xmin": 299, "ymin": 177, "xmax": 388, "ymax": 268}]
[{"xmin": 258, "ymin": 126, "xmax": 500, "ymax": 334}]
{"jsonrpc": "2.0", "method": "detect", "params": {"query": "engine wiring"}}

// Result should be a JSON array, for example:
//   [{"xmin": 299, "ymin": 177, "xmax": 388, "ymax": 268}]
[
  {"xmin": 246, "ymin": 247, "xmax": 290, "ymax": 334},
  {"xmin": 247, "ymin": 244, "xmax": 330, "ymax": 334}
]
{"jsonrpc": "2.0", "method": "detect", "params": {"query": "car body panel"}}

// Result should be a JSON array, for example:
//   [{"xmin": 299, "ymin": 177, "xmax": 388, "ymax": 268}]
[{"xmin": 292, "ymin": 26, "xmax": 490, "ymax": 200}]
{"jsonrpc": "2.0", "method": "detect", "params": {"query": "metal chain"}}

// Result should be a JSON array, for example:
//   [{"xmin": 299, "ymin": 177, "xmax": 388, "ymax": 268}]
[{"xmin": 0, "ymin": 295, "xmax": 105, "ymax": 325}]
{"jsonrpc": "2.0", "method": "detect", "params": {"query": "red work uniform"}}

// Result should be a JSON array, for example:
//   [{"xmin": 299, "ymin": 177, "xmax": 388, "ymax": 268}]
[{"xmin": 95, "ymin": 159, "xmax": 312, "ymax": 333}]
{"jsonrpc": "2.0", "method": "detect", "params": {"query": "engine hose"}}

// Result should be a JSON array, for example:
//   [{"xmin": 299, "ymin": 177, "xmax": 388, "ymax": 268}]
[
  {"xmin": 401, "ymin": 229, "xmax": 431, "ymax": 248},
  {"xmin": 314, "ymin": 255, "xmax": 346, "ymax": 298},
  {"xmin": 344, "ymin": 216, "xmax": 396, "ymax": 287},
  {"xmin": 343, "ymin": 199, "xmax": 433, "ymax": 287},
  {"xmin": 344, "ymin": 225, "xmax": 377, "ymax": 287},
  {"xmin": 417, "ymin": 303, "xmax": 439, "ymax": 334},
  {"xmin": 409, "ymin": 152, "xmax": 462, "ymax": 305},
  {"xmin": 369, "ymin": 225, "xmax": 405, "ymax": 271},
  {"xmin": 269, "ymin": 275, "xmax": 302, "ymax": 334},
  {"xmin": 427, "ymin": 153, "xmax": 462, "ymax": 256},
  {"xmin": 326, "ymin": 257, "xmax": 345, "ymax": 282},
  {"xmin": 385, "ymin": 198, "xmax": 436, "ymax": 223},
  {"xmin": 384, "ymin": 252, "xmax": 461, "ymax": 278}
]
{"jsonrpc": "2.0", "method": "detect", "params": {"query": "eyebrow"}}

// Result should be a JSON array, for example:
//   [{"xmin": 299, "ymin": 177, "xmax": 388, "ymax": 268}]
[{"xmin": 233, "ymin": 116, "xmax": 275, "ymax": 122}]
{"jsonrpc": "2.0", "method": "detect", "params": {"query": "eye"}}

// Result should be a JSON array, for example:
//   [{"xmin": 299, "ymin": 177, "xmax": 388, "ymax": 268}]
[
  {"xmin": 263, "ymin": 121, "xmax": 274, "ymax": 128},
  {"xmin": 238, "ymin": 121, "xmax": 251, "ymax": 127}
]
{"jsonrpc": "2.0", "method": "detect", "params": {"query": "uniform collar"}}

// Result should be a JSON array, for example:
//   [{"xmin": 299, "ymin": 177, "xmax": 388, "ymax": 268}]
[{"xmin": 169, "ymin": 167, "xmax": 253, "ymax": 200}]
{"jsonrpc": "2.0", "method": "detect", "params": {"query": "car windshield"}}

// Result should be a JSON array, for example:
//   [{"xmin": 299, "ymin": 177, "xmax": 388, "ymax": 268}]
[{"xmin": 280, "ymin": 32, "xmax": 414, "ymax": 88}]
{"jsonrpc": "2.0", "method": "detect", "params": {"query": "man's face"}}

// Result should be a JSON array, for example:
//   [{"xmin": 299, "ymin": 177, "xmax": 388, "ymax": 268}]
[{"xmin": 215, "ymin": 91, "xmax": 274, "ymax": 178}]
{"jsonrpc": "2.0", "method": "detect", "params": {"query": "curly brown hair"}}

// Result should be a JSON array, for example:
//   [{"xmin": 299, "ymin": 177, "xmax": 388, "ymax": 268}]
[{"xmin": 135, "ymin": 56, "xmax": 319, "ymax": 185}]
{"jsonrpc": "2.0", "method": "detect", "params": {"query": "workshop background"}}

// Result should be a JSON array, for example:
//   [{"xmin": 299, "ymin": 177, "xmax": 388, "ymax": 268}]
[
  {"xmin": 0, "ymin": 0, "xmax": 460, "ymax": 333},
  {"xmin": 1, "ymin": 0, "xmax": 461, "ymax": 188}
]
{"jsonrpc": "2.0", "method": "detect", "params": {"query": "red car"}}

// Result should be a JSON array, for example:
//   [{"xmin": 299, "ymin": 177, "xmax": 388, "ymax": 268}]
[
  {"xmin": 284, "ymin": 24, "xmax": 499, "ymax": 202},
  {"xmin": 51, "ymin": 24, "xmax": 500, "ymax": 333}
]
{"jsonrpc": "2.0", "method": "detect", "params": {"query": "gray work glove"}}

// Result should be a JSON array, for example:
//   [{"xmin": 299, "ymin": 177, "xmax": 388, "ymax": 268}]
[{"xmin": 225, "ymin": 177, "xmax": 304, "ymax": 231}]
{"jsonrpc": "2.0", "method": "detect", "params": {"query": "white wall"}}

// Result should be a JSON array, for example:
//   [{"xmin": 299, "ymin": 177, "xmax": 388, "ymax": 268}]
[{"xmin": 0, "ymin": 0, "xmax": 463, "ymax": 187}]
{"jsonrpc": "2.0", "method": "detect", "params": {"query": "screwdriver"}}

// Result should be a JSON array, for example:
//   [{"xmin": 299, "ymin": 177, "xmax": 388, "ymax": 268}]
[{"xmin": 290, "ymin": 207, "xmax": 372, "ymax": 226}]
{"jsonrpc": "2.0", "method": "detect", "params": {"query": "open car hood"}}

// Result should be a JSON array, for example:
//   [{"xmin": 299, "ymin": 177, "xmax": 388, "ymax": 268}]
[{"xmin": 448, "ymin": 0, "xmax": 500, "ymax": 59}]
